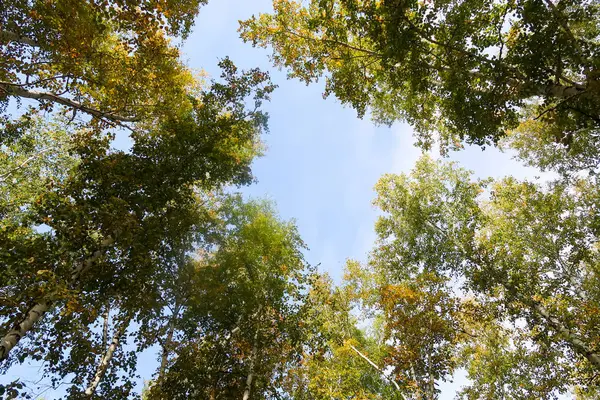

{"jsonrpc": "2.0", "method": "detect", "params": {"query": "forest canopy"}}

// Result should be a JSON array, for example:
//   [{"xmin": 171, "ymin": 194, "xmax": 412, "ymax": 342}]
[{"xmin": 1, "ymin": 0, "xmax": 599, "ymax": 399}]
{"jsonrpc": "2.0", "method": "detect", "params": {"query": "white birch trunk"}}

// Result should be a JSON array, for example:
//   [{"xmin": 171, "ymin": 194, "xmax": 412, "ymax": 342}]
[
  {"xmin": 0, "ymin": 300, "xmax": 52, "ymax": 361},
  {"xmin": 0, "ymin": 237, "xmax": 113, "ymax": 362},
  {"xmin": 349, "ymin": 344, "xmax": 405, "ymax": 398},
  {"xmin": 159, "ymin": 303, "xmax": 181, "ymax": 379},
  {"xmin": 242, "ymin": 329, "xmax": 259, "ymax": 400},
  {"xmin": 84, "ymin": 318, "xmax": 130, "ymax": 397},
  {"xmin": 101, "ymin": 303, "xmax": 110, "ymax": 348},
  {"xmin": 542, "ymin": 83, "xmax": 586, "ymax": 98}
]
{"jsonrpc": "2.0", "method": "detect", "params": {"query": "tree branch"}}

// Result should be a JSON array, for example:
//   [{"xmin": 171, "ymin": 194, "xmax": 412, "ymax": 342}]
[
  {"xmin": 532, "ymin": 301, "xmax": 600, "ymax": 369},
  {"xmin": 283, "ymin": 28, "xmax": 384, "ymax": 58},
  {"xmin": 0, "ymin": 81, "xmax": 139, "ymax": 123},
  {"xmin": 0, "ymin": 30, "xmax": 39, "ymax": 47},
  {"xmin": 349, "ymin": 344, "xmax": 405, "ymax": 398},
  {"xmin": 84, "ymin": 316, "xmax": 131, "ymax": 397},
  {"xmin": 543, "ymin": 0, "xmax": 584, "ymax": 53},
  {"xmin": 0, "ymin": 236, "xmax": 115, "ymax": 362},
  {"xmin": 0, "ymin": 147, "xmax": 53, "ymax": 182}
]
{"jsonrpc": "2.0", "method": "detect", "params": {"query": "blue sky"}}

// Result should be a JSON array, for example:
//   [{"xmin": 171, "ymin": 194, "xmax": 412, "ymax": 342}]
[
  {"xmin": 2, "ymin": 0, "xmax": 560, "ymax": 398},
  {"xmin": 181, "ymin": 0, "xmax": 549, "ymax": 278}
]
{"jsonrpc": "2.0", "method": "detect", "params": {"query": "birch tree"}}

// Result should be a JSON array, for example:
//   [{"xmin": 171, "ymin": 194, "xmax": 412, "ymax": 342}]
[
  {"xmin": 1, "ymin": 0, "xmax": 208, "ymax": 134},
  {"xmin": 240, "ymin": 0, "xmax": 600, "ymax": 158},
  {"xmin": 369, "ymin": 155, "xmax": 600, "ymax": 396},
  {"xmin": 145, "ymin": 198, "xmax": 314, "ymax": 400},
  {"xmin": 0, "ymin": 59, "xmax": 274, "ymax": 398},
  {"xmin": 282, "ymin": 273, "xmax": 405, "ymax": 400}
]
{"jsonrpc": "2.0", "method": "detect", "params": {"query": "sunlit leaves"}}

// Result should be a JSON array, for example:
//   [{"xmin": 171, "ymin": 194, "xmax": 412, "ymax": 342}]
[
  {"xmin": 240, "ymin": 0, "xmax": 600, "ymax": 158},
  {"xmin": 368, "ymin": 155, "xmax": 600, "ymax": 397}
]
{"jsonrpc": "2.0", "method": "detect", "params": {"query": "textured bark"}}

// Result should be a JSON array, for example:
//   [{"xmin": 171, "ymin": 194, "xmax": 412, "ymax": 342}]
[
  {"xmin": 533, "ymin": 303, "xmax": 600, "ymax": 369},
  {"xmin": 0, "ymin": 301, "xmax": 52, "ymax": 361},
  {"xmin": 0, "ymin": 82, "xmax": 138, "ymax": 122},
  {"xmin": 84, "ymin": 318, "xmax": 130, "ymax": 396}
]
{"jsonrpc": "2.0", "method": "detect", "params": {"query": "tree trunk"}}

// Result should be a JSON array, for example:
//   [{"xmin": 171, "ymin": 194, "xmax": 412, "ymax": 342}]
[
  {"xmin": 408, "ymin": 361, "xmax": 422, "ymax": 400},
  {"xmin": 84, "ymin": 317, "xmax": 130, "ymax": 397},
  {"xmin": 0, "ymin": 237, "xmax": 113, "ymax": 362},
  {"xmin": 533, "ymin": 302, "xmax": 600, "ymax": 369},
  {"xmin": 242, "ymin": 329, "xmax": 259, "ymax": 400},
  {"xmin": 543, "ymin": 83, "xmax": 586, "ymax": 98},
  {"xmin": 427, "ymin": 351, "xmax": 435, "ymax": 400},
  {"xmin": 158, "ymin": 303, "xmax": 181, "ymax": 380},
  {"xmin": 0, "ymin": 300, "xmax": 52, "ymax": 361},
  {"xmin": 102, "ymin": 302, "xmax": 110, "ymax": 348},
  {"xmin": 349, "ymin": 344, "xmax": 404, "ymax": 397}
]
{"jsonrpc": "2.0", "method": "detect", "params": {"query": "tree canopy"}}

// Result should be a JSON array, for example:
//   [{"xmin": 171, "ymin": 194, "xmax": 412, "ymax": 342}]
[
  {"xmin": 240, "ymin": 0, "xmax": 600, "ymax": 159},
  {"xmin": 1, "ymin": 0, "xmax": 209, "ymax": 136},
  {"xmin": 1, "ymin": 0, "xmax": 600, "ymax": 399},
  {"xmin": 365, "ymin": 155, "xmax": 600, "ymax": 398}
]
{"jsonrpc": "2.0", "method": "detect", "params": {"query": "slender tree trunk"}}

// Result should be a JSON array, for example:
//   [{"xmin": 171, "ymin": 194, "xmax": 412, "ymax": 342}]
[
  {"xmin": 158, "ymin": 303, "xmax": 181, "ymax": 380},
  {"xmin": 0, "ymin": 237, "xmax": 113, "ymax": 362},
  {"xmin": 158, "ymin": 327, "xmax": 174, "ymax": 380},
  {"xmin": 84, "ymin": 317, "xmax": 130, "ymax": 397},
  {"xmin": 532, "ymin": 302, "xmax": 600, "ymax": 369},
  {"xmin": 349, "ymin": 344, "xmax": 405, "ymax": 398},
  {"xmin": 409, "ymin": 362, "xmax": 420, "ymax": 400},
  {"xmin": 102, "ymin": 302, "xmax": 110, "ymax": 348},
  {"xmin": 427, "ymin": 351, "xmax": 435, "ymax": 400},
  {"xmin": 242, "ymin": 329, "xmax": 259, "ymax": 400}
]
